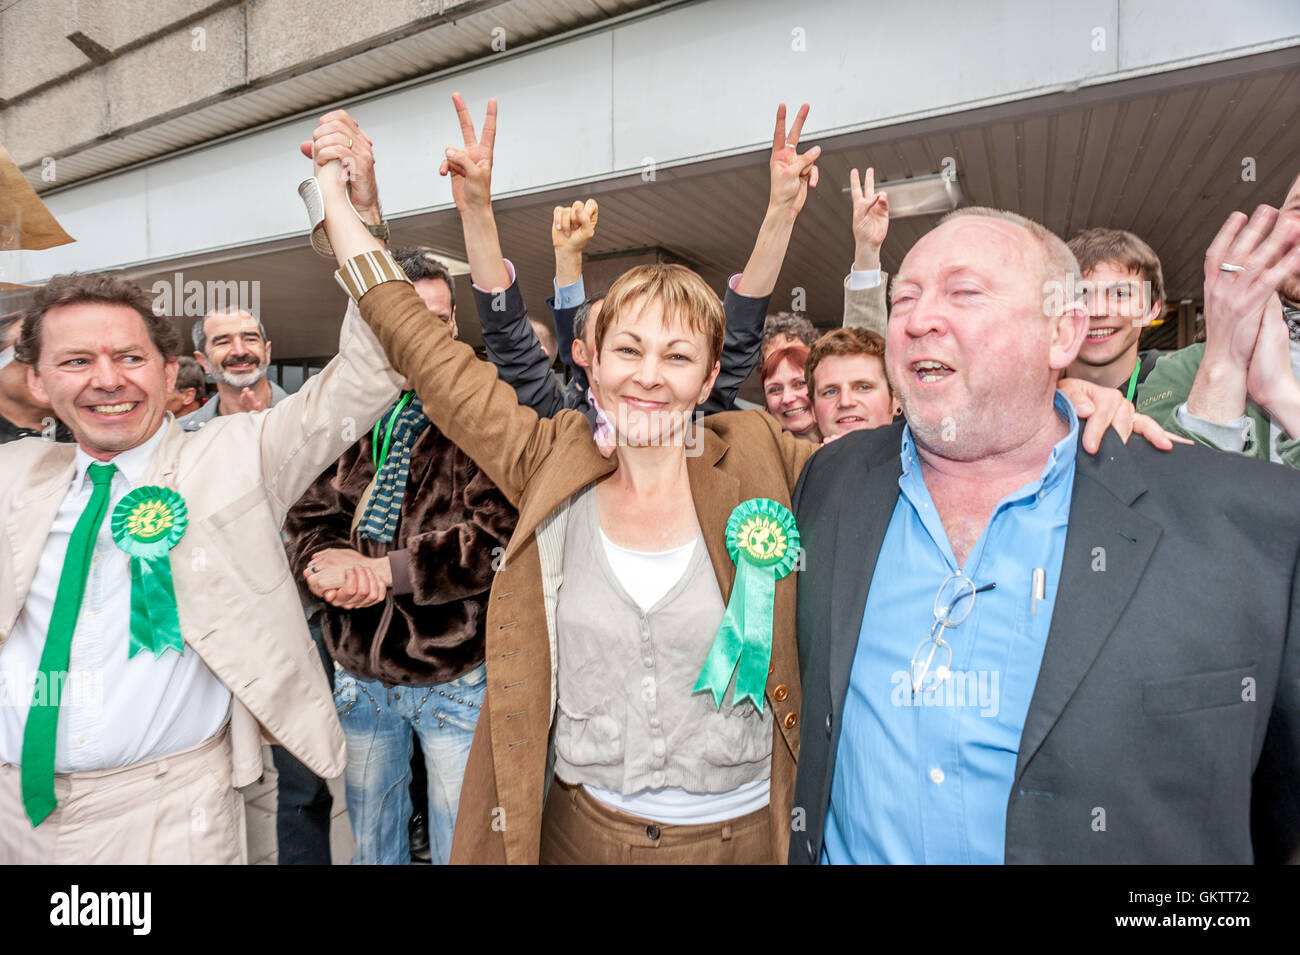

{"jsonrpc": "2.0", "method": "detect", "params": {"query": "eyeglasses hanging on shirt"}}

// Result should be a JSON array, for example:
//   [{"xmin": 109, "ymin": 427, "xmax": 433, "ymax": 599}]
[{"xmin": 910, "ymin": 573, "xmax": 996, "ymax": 698}]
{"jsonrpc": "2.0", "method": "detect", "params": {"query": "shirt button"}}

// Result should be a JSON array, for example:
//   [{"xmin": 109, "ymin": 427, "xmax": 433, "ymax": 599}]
[
  {"xmin": 76, "ymin": 735, "xmax": 87, "ymax": 745},
  {"xmin": 645, "ymin": 824, "xmax": 661, "ymax": 841},
  {"xmin": 930, "ymin": 767, "xmax": 945, "ymax": 785},
  {"xmin": 1037, "ymin": 489, "xmax": 1046, "ymax": 500},
  {"xmin": 649, "ymin": 717, "xmax": 661, "ymax": 729},
  {"xmin": 640, "ymin": 631, "xmax": 650, "ymax": 643},
  {"xmin": 652, "ymin": 739, "xmax": 666, "ymax": 758},
  {"xmin": 643, "ymin": 658, "xmax": 654, "ymax": 669},
  {"xmin": 651, "ymin": 771, "xmax": 665, "ymax": 788}
]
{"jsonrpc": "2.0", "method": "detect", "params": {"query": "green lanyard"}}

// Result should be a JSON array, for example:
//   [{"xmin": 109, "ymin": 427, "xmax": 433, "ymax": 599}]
[
  {"xmin": 1124, "ymin": 358, "xmax": 1141, "ymax": 404},
  {"xmin": 372, "ymin": 390, "xmax": 414, "ymax": 471}
]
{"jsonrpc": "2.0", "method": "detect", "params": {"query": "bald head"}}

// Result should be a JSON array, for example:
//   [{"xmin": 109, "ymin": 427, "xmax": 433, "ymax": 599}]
[
  {"xmin": 938, "ymin": 207, "xmax": 1083, "ymax": 314},
  {"xmin": 887, "ymin": 208, "xmax": 1090, "ymax": 462}
]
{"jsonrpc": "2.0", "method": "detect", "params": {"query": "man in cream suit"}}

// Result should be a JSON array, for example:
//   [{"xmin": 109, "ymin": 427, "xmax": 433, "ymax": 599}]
[{"xmin": 0, "ymin": 112, "xmax": 402, "ymax": 863}]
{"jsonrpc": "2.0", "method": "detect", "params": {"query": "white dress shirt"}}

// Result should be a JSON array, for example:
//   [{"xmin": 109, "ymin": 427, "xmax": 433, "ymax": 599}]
[{"xmin": 0, "ymin": 422, "xmax": 231, "ymax": 772}]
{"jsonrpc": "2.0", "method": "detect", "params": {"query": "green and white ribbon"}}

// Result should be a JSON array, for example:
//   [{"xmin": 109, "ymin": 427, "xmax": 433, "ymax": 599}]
[
  {"xmin": 110, "ymin": 486, "xmax": 188, "ymax": 659},
  {"xmin": 693, "ymin": 498, "xmax": 800, "ymax": 712}
]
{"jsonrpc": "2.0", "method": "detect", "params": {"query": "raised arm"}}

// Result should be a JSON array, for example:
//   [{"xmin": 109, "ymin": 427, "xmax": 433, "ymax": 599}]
[
  {"xmin": 705, "ymin": 104, "xmax": 820, "ymax": 413},
  {"xmin": 257, "ymin": 111, "xmax": 404, "ymax": 516},
  {"xmin": 551, "ymin": 199, "xmax": 598, "ymax": 386},
  {"xmin": 314, "ymin": 95, "xmax": 588, "ymax": 503},
  {"xmin": 842, "ymin": 166, "xmax": 889, "ymax": 335}
]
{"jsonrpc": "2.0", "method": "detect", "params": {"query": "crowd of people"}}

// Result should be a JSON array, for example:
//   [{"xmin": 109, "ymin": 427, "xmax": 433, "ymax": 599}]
[{"xmin": 0, "ymin": 91, "xmax": 1297, "ymax": 865}]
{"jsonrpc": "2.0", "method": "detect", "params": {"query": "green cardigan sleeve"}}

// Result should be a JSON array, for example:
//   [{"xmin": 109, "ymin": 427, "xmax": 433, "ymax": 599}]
[{"xmin": 1136, "ymin": 343, "xmax": 1300, "ymax": 466}]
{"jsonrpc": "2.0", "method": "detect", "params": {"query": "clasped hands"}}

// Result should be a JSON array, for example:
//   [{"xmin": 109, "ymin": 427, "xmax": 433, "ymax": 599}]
[
  {"xmin": 1189, "ymin": 205, "xmax": 1300, "ymax": 433},
  {"xmin": 303, "ymin": 548, "xmax": 393, "ymax": 610}
]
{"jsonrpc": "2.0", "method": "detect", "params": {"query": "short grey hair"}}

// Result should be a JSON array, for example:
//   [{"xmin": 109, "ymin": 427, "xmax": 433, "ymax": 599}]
[
  {"xmin": 938, "ymin": 207, "xmax": 1082, "ymax": 309},
  {"xmin": 192, "ymin": 310, "xmax": 269, "ymax": 353},
  {"xmin": 762, "ymin": 311, "xmax": 818, "ymax": 348}
]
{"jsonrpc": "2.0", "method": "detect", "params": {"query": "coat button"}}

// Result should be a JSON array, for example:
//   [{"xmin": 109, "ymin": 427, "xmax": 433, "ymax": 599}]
[
  {"xmin": 646, "ymin": 825, "xmax": 661, "ymax": 841},
  {"xmin": 806, "ymin": 839, "xmax": 816, "ymax": 862},
  {"xmin": 774, "ymin": 685, "xmax": 789, "ymax": 702},
  {"xmin": 768, "ymin": 661, "xmax": 775, "ymax": 675},
  {"xmin": 825, "ymin": 713, "xmax": 832, "ymax": 736},
  {"xmin": 783, "ymin": 713, "xmax": 797, "ymax": 729}
]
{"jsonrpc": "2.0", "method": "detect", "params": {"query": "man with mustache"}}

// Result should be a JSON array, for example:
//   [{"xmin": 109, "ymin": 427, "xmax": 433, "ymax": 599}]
[{"xmin": 179, "ymin": 308, "xmax": 286, "ymax": 429}]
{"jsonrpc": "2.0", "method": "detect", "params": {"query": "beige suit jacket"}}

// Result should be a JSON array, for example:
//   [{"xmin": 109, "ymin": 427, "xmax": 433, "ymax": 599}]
[{"xmin": 0, "ymin": 303, "xmax": 403, "ymax": 787}]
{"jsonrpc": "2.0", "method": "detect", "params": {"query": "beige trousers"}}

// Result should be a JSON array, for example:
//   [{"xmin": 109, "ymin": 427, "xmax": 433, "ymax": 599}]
[{"xmin": 0, "ymin": 725, "xmax": 247, "ymax": 864}]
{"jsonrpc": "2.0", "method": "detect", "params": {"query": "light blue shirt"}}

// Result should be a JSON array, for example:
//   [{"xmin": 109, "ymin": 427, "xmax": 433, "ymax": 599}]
[
  {"xmin": 823, "ymin": 392, "xmax": 1079, "ymax": 864},
  {"xmin": 552, "ymin": 276, "xmax": 586, "ymax": 310}
]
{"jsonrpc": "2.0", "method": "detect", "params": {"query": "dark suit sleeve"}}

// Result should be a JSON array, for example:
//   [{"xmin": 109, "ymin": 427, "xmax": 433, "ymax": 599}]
[
  {"xmin": 699, "ymin": 286, "xmax": 769, "ymax": 415},
  {"xmin": 548, "ymin": 295, "xmax": 588, "ymax": 393},
  {"xmin": 1252, "ymin": 541, "xmax": 1300, "ymax": 862},
  {"xmin": 474, "ymin": 278, "xmax": 565, "ymax": 420}
]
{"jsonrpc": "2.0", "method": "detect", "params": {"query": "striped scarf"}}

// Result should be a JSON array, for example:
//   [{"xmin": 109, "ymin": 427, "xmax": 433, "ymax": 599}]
[{"xmin": 358, "ymin": 392, "xmax": 431, "ymax": 543}]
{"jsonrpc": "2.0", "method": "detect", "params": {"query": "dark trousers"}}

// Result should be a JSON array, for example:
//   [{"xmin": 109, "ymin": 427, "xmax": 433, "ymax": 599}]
[{"xmin": 271, "ymin": 615, "xmax": 335, "ymax": 865}]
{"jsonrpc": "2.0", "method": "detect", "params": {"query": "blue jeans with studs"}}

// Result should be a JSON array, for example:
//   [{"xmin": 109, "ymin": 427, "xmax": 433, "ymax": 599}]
[{"xmin": 334, "ymin": 663, "xmax": 486, "ymax": 865}]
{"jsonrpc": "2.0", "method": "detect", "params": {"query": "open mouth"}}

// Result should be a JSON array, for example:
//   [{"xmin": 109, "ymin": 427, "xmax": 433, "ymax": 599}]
[
  {"xmin": 782, "ymin": 405, "xmax": 810, "ymax": 419},
  {"xmin": 1085, "ymin": 327, "xmax": 1119, "ymax": 341},
  {"xmin": 912, "ymin": 360, "xmax": 955, "ymax": 384},
  {"xmin": 224, "ymin": 360, "xmax": 258, "ymax": 371},
  {"xmin": 836, "ymin": 415, "xmax": 865, "ymax": 425},
  {"xmin": 84, "ymin": 401, "xmax": 140, "ymax": 419}
]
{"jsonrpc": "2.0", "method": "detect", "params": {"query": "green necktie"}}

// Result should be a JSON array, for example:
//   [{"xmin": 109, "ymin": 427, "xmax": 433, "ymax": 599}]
[{"xmin": 21, "ymin": 461, "xmax": 117, "ymax": 826}]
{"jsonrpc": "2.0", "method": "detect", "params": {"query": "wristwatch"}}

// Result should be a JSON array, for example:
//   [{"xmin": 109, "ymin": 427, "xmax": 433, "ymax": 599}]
[{"xmin": 298, "ymin": 176, "xmax": 389, "ymax": 257}]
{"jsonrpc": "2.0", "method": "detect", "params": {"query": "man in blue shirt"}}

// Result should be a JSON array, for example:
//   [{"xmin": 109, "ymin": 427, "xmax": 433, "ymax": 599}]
[{"xmin": 791, "ymin": 205, "xmax": 1300, "ymax": 864}]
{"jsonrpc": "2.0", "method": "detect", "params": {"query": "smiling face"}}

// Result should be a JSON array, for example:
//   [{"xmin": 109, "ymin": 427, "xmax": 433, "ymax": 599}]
[
  {"xmin": 763, "ymin": 354, "xmax": 817, "ymax": 439},
  {"xmin": 1076, "ymin": 261, "xmax": 1158, "ymax": 369},
  {"xmin": 811, "ymin": 352, "xmax": 897, "ymax": 438},
  {"xmin": 197, "ymin": 310, "xmax": 270, "ymax": 389},
  {"xmin": 28, "ymin": 302, "xmax": 177, "ymax": 460},
  {"xmin": 592, "ymin": 293, "xmax": 719, "ymax": 447},
  {"xmin": 887, "ymin": 214, "xmax": 1087, "ymax": 461}
]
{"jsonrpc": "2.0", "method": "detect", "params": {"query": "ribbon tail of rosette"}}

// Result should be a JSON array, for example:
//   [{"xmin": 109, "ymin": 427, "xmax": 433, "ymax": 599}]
[
  {"xmin": 126, "ymin": 558, "xmax": 152, "ymax": 659},
  {"xmin": 134, "ymin": 555, "xmax": 186, "ymax": 657},
  {"xmin": 733, "ymin": 562, "xmax": 774, "ymax": 712},
  {"xmin": 693, "ymin": 566, "xmax": 748, "ymax": 707}
]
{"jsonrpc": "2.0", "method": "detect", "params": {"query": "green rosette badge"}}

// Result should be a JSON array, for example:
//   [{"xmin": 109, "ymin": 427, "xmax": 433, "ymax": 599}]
[
  {"xmin": 110, "ymin": 486, "xmax": 189, "ymax": 659},
  {"xmin": 693, "ymin": 498, "xmax": 800, "ymax": 712}
]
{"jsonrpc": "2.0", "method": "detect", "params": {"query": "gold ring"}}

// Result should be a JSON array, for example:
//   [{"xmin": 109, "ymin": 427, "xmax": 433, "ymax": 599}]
[
  {"xmin": 1220, "ymin": 263, "xmax": 1245, "ymax": 273},
  {"xmin": 347, "ymin": 137, "xmax": 353, "ymax": 150}
]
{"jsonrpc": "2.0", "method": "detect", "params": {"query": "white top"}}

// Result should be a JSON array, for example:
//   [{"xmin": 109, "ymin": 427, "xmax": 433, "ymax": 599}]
[
  {"xmin": 587, "ymin": 528, "xmax": 771, "ymax": 824},
  {"xmin": 0, "ymin": 424, "xmax": 231, "ymax": 772},
  {"xmin": 598, "ymin": 530, "xmax": 698, "ymax": 612}
]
